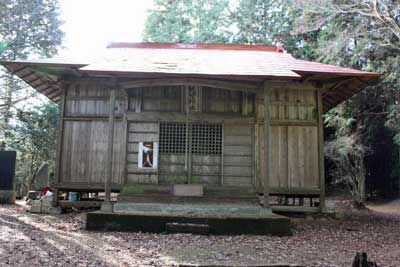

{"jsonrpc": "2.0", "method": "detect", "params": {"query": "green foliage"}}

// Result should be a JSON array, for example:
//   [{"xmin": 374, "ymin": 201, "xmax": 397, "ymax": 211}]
[
  {"xmin": 0, "ymin": 0, "xmax": 63, "ymax": 60},
  {"xmin": 324, "ymin": 105, "xmax": 356, "ymax": 137},
  {"xmin": 10, "ymin": 103, "xmax": 59, "ymax": 159},
  {"xmin": 0, "ymin": 0, "xmax": 63, "ymax": 126},
  {"xmin": 144, "ymin": 0, "xmax": 233, "ymax": 43},
  {"xmin": 0, "ymin": 0, "xmax": 63, "ymax": 193},
  {"xmin": 143, "ymin": 0, "xmax": 319, "ymax": 59},
  {"xmin": 385, "ymin": 104, "xmax": 400, "ymax": 145},
  {"xmin": 0, "ymin": 40, "xmax": 8, "ymax": 55},
  {"xmin": 233, "ymin": 0, "xmax": 319, "ymax": 59},
  {"xmin": 6, "ymin": 102, "xmax": 59, "ymax": 193},
  {"xmin": 325, "ymin": 135, "xmax": 367, "ymax": 205},
  {"xmin": 294, "ymin": 0, "xmax": 400, "ymax": 196}
]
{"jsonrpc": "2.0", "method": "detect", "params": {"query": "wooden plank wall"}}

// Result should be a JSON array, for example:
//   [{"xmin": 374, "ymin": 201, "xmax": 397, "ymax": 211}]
[
  {"xmin": 158, "ymin": 154, "xmax": 186, "ymax": 183},
  {"xmin": 59, "ymin": 80, "xmax": 321, "ymax": 193},
  {"xmin": 203, "ymin": 87, "xmax": 242, "ymax": 113},
  {"xmin": 126, "ymin": 122, "xmax": 159, "ymax": 184},
  {"xmin": 223, "ymin": 124, "xmax": 254, "ymax": 186},
  {"xmin": 158, "ymin": 153, "xmax": 222, "ymax": 184},
  {"xmin": 59, "ymin": 80, "xmax": 127, "ymax": 189},
  {"xmin": 128, "ymin": 86, "xmax": 255, "ymax": 115},
  {"xmin": 257, "ymin": 84, "xmax": 320, "ymax": 192},
  {"xmin": 60, "ymin": 120, "xmax": 125, "ymax": 186},
  {"xmin": 191, "ymin": 155, "xmax": 221, "ymax": 184},
  {"xmin": 125, "ymin": 85, "xmax": 256, "ymax": 186},
  {"xmin": 65, "ymin": 81, "xmax": 125, "ymax": 116}
]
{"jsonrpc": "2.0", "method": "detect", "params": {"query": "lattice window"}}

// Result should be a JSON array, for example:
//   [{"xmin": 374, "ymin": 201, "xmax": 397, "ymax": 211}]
[
  {"xmin": 191, "ymin": 123, "xmax": 222, "ymax": 155},
  {"xmin": 159, "ymin": 123, "xmax": 186, "ymax": 154},
  {"xmin": 160, "ymin": 122, "xmax": 222, "ymax": 155}
]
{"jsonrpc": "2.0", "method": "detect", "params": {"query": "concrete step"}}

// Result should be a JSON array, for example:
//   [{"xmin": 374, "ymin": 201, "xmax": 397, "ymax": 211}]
[
  {"xmin": 117, "ymin": 194, "xmax": 259, "ymax": 205},
  {"xmin": 87, "ymin": 205, "xmax": 291, "ymax": 235},
  {"xmin": 113, "ymin": 202, "xmax": 273, "ymax": 217},
  {"xmin": 119, "ymin": 184, "xmax": 257, "ymax": 198}
]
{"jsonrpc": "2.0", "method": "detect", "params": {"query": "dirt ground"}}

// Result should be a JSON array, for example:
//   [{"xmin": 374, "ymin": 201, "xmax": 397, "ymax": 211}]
[{"xmin": 0, "ymin": 200, "xmax": 400, "ymax": 267}]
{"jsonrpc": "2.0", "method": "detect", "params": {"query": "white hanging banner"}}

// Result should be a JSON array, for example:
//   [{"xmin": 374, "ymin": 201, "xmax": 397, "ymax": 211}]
[{"xmin": 138, "ymin": 142, "xmax": 158, "ymax": 169}]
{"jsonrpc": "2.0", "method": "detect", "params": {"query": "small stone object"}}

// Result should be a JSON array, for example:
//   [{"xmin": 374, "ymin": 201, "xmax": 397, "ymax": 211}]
[
  {"xmin": 100, "ymin": 202, "xmax": 114, "ymax": 212},
  {"xmin": 29, "ymin": 199, "xmax": 62, "ymax": 214},
  {"xmin": 173, "ymin": 184, "xmax": 203, "ymax": 197},
  {"xmin": 31, "ymin": 163, "xmax": 49, "ymax": 191}
]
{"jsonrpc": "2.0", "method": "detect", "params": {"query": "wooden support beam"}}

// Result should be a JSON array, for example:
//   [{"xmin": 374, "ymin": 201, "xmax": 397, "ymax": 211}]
[
  {"xmin": 19, "ymin": 71, "xmax": 36, "ymax": 80},
  {"xmin": 28, "ymin": 76, "xmax": 43, "ymax": 85},
  {"xmin": 36, "ymin": 83, "xmax": 51, "ymax": 91},
  {"xmin": 263, "ymin": 81, "xmax": 271, "ymax": 208},
  {"xmin": 105, "ymin": 88, "xmax": 116, "ymax": 204},
  {"xmin": 47, "ymin": 89, "xmax": 62, "ymax": 99},
  {"xmin": 38, "ymin": 85, "xmax": 54, "ymax": 94},
  {"xmin": 11, "ymin": 66, "xmax": 30, "ymax": 76},
  {"xmin": 52, "ymin": 85, "xmax": 67, "ymax": 206},
  {"xmin": 120, "ymin": 78, "xmax": 262, "ymax": 93},
  {"xmin": 317, "ymin": 90, "xmax": 326, "ymax": 211}
]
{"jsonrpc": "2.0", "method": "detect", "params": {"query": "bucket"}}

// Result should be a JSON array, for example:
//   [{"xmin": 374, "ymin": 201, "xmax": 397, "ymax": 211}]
[{"xmin": 69, "ymin": 192, "xmax": 79, "ymax": 201}]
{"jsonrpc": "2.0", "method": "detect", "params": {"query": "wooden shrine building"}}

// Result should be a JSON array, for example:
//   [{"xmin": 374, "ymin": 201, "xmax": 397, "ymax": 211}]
[{"xmin": 0, "ymin": 43, "xmax": 380, "ymax": 231}]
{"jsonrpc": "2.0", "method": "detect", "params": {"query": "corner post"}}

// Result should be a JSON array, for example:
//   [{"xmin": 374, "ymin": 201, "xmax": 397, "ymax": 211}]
[
  {"xmin": 317, "ymin": 90, "xmax": 326, "ymax": 211},
  {"xmin": 103, "ymin": 86, "xmax": 116, "ymax": 211},
  {"xmin": 53, "ymin": 84, "xmax": 67, "ymax": 207},
  {"xmin": 263, "ymin": 81, "xmax": 271, "ymax": 208}
]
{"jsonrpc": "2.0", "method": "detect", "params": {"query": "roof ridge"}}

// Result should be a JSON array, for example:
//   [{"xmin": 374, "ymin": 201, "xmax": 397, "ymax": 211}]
[{"xmin": 107, "ymin": 42, "xmax": 285, "ymax": 52}]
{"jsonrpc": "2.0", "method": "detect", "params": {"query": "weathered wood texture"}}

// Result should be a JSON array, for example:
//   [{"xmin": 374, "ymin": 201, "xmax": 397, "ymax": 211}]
[
  {"xmin": 105, "ymin": 88, "xmax": 116, "ymax": 202},
  {"xmin": 223, "ymin": 124, "xmax": 254, "ymax": 186},
  {"xmin": 317, "ymin": 90, "xmax": 326, "ymax": 209},
  {"xmin": 203, "ymin": 87, "xmax": 242, "ymax": 113},
  {"xmin": 57, "ymin": 79, "xmax": 324, "ymax": 199},
  {"xmin": 257, "ymin": 83, "xmax": 320, "ymax": 192},
  {"xmin": 270, "ymin": 125, "xmax": 319, "ymax": 188},
  {"xmin": 65, "ymin": 81, "xmax": 125, "ymax": 116},
  {"xmin": 60, "ymin": 120, "xmax": 125, "ymax": 186},
  {"xmin": 127, "ymin": 86, "xmax": 255, "ymax": 114},
  {"xmin": 263, "ymin": 84, "xmax": 270, "ymax": 207},
  {"xmin": 257, "ymin": 86, "xmax": 317, "ymax": 124},
  {"xmin": 54, "ymin": 86, "xmax": 66, "ymax": 203},
  {"xmin": 120, "ymin": 78, "xmax": 262, "ymax": 93},
  {"xmin": 126, "ymin": 121, "xmax": 254, "ymax": 186},
  {"xmin": 126, "ymin": 122, "xmax": 159, "ymax": 184},
  {"xmin": 158, "ymin": 154, "xmax": 222, "ymax": 185}
]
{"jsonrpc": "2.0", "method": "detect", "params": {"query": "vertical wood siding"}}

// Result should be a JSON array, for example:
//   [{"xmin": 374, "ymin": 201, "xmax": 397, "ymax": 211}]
[
  {"xmin": 126, "ymin": 122, "xmax": 159, "ymax": 184},
  {"xmin": 60, "ymin": 120, "xmax": 125, "ymax": 185},
  {"xmin": 257, "ymin": 84, "xmax": 321, "ymax": 191},
  {"xmin": 65, "ymin": 81, "xmax": 125, "ymax": 116}
]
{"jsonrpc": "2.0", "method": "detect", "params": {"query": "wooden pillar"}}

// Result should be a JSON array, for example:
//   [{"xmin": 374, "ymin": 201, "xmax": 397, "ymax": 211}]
[
  {"xmin": 52, "ymin": 85, "xmax": 67, "ymax": 206},
  {"xmin": 317, "ymin": 90, "xmax": 326, "ymax": 211},
  {"xmin": 263, "ymin": 82, "xmax": 271, "ymax": 207},
  {"xmin": 104, "ymin": 88, "xmax": 116, "ymax": 204}
]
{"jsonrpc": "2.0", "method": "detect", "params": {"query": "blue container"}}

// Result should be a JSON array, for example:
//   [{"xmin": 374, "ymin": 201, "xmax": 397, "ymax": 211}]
[{"xmin": 69, "ymin": 192, "xmax": 79, "ymax": 201}]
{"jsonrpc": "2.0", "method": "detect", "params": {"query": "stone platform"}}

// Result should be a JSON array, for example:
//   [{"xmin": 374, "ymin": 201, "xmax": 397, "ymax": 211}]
[{"xmin": 86, "ymin": 203, "xmax": 291, "ymax": 235}]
